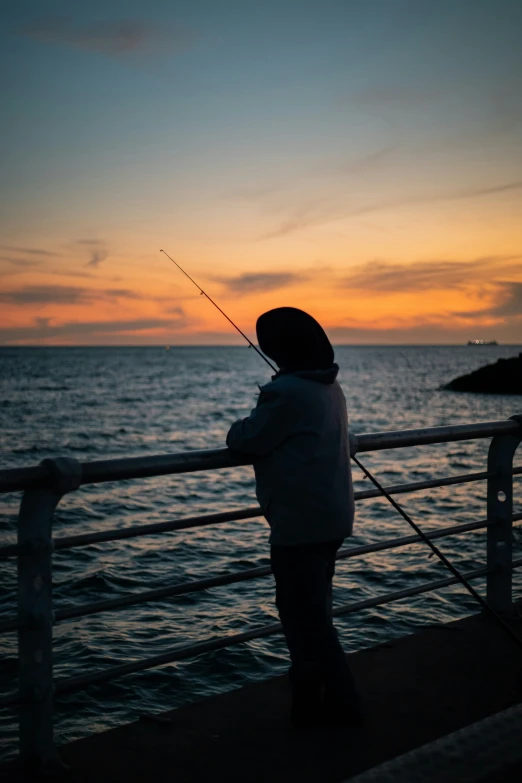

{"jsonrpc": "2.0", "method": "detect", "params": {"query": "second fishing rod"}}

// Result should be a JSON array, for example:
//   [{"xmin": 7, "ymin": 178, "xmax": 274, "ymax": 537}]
[{"xmin": 160, "ymin": 248, "xmax": 522, "ymax": 654}]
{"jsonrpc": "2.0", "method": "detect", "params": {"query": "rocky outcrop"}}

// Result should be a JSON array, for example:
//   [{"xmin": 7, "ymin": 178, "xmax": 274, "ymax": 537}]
[{"xmin": 444, "ymin": 353, "xmax": 522, "ymax": 394}]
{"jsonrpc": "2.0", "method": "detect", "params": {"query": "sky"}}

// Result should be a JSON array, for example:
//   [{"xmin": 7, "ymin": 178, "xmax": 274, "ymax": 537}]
[{"xmin": 1, "ymin": 0, "xmax": 521, "ymax": 345}]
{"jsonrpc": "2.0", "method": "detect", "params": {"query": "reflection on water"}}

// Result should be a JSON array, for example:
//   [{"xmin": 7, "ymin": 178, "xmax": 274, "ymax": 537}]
[{"xmin": 0, "ymin": 345, "xmax": 521, "ymax": 758}]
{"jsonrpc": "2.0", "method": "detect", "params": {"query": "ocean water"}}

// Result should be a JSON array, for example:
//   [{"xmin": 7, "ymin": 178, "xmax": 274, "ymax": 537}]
[{"xmin": 0, "ymin": 344, "xmax": 521, "ymax": 760}]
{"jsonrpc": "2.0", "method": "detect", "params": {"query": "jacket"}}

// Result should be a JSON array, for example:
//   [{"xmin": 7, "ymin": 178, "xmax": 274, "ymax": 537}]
[{"xmin": 226, "ymin": 365, "xmax": 354, "ymax": 545}]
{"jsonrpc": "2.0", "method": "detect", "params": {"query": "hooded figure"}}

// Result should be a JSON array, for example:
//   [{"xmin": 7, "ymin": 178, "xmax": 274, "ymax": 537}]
[
  {"xmin": 226, "ymin": 307, "xmax": 359, "ymax": 728},
  {"xmin": 256, "ymin": 306, "xmax": 334, "ymax": 372},
  {"xmin": 227, "ymin": 306, "xmax": 353, "ymax": 542}
]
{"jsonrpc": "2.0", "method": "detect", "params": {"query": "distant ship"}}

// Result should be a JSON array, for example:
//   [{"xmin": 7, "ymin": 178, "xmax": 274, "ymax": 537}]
[{"xmin": 467, "ymin": 340, "xmax": 498, "ymax": 346}]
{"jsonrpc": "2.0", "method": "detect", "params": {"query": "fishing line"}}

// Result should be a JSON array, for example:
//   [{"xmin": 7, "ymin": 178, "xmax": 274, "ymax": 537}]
[
  {"xmin": 350, "ymin": 454, "xmax": 522, "ymax": 651},
  {"xmin": 161, "ymin": 249, "xmax": 522, "ymax": 653}
]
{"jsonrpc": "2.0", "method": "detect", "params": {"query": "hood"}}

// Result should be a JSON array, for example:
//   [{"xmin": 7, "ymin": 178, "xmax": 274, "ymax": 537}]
[
  {"xmin": 274, "ymin": 364, "xmax": 339, "ymax": 384},
  {"xmin": 256, "ymin": 307, "xmax": 334, "ymax": 371}
]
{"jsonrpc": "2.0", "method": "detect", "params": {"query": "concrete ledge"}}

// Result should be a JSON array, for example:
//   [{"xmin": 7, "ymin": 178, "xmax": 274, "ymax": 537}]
[
  {"xmin": 3, "ymin": 604, "xmax": 522, "ymax": 782},
  {"xmin": 347, "ymin": 700, "xmax": 522, "ymax": 783}
]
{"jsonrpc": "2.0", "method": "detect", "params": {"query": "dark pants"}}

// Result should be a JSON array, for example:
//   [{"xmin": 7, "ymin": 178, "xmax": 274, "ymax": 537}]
[{"xmin": 270, "ymin": 540, "xmax": 357, "ymax": 698}]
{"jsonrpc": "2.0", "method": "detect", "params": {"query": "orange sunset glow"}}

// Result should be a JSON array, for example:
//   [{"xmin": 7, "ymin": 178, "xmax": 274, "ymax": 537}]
[{"xmin": 2, "ymin": 2, "xmax": 521, "ymax": 345}]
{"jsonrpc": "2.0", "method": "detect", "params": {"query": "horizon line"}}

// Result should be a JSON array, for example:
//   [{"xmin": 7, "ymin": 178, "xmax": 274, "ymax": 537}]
[{"xmin": 1, "ymin": 343, "xmax": 520, "ymax": 349}]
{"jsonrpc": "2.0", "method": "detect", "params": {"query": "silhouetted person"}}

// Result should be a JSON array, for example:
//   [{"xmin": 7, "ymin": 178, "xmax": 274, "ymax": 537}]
[{"xmin": 226, "ymin": 307, "xmax": 360, "ymax": 728}]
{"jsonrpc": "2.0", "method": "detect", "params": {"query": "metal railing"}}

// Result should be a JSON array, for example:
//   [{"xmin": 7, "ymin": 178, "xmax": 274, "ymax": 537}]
[{"xmin": 0, "ymin": 415, "xmax": 521, "ymax": 770}]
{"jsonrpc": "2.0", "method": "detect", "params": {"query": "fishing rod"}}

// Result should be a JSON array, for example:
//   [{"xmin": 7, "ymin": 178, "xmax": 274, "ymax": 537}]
[
  {"xmin": 160, "ymin": 249, "xmax": 277, "ymax": 373},
  {"xmin": 161, "ymin": 248, "xmax": 522, "ymax": 653}
]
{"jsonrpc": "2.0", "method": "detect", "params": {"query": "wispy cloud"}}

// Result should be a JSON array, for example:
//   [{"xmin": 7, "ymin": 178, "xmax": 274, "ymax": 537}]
[
  {"xmin": 263, "ymin": 180, "xmax": 522, "ymax": 238},
  {"xmin": 340, "ymin": 256, "xmax": 522, "ymax": 293},
  {"xmin": 0, "ymin": 284, "xmax": 151, "ymax": 306},
  {"xmin": 453, "ymin": 282, "xmax": 522, "ymax": 319},
  {"xmin": 228, "ymin": 146, "xmax": 399, "ymax": 204},
  {"xmin": 343, "ymin": 180, "xmax": 522, "ymax": 221},
  {"xmin": 323, "ymin": 258, "xmax": 522, "ymax": 335},
  {"xmin": 336, "ymin": 145, "xmax": 400, "ymax": 175},
  {"xmin": 0, "ymin": 285, "xmax": 91, "ymax": 305},
  {"xmin": 21, "ymin": 16, "xmax": 195, "ymax": 58},
  {"xmin": 0, "ymin": 315, "xmax": 188, "ymax": 344},
  {"xmin": 263, "ymin": 200, "xmax": 335, "ymax": 239},
  {"xmin": 87, "ymin": 248, "xmax": 108, "ymax": 268},
  {"xmin": 0, "ymin": 257, "xmax": 43, "ymax": 268},
  {"xmin": 215, "ymin": 271, "xmax": 306, "ymax": 294},
  {"xmin": 451, "ymin": 181, "xmax": 522, "ymax": 199},
  {"xmin": 77, "ymin": 239, "xmax": 109, "ymax": 268},
  {"xmin": 0, "ymin": 245, "xmax": 58, "ymax": 269},
  {"xmin": 325, "ymin": 321, "xmax": 519, "ymax": 344},
  {"xmin": 104, "ymin": 288, "xmax": 146, "ymax": 300},
  {"xmin": 1, "ymin": 246, "xmax": 57, "ymax": 257}
]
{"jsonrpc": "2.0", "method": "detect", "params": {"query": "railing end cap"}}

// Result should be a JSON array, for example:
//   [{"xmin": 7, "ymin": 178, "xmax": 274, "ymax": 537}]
[{"xmin": 40, "ymin": 457, "xmax": 82, "ymax": 495}]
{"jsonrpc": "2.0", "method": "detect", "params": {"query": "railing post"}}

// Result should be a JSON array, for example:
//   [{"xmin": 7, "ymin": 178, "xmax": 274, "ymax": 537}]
[
  {"xmin": 17, "ymin": 457, "xmax": 81, "ymax": 772},
  {"xmin": 486, "ymin": 415, "xmax": 522, "ymax": 616}
]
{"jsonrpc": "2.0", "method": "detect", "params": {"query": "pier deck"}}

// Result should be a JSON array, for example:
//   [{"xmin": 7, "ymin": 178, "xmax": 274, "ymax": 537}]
[{"xmin": 3, "ymin": 603, "xmax": 522, "ymax": 782}]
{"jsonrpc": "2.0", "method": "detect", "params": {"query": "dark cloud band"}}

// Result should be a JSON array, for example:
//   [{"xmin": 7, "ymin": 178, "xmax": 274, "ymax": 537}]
[
  {"xmin": 215, "ymin": 272, "xmax": 304, "ymax": 294},
  {"xmin": 0, "ymin": 285, "xmax": 152, "ymax": 305}
]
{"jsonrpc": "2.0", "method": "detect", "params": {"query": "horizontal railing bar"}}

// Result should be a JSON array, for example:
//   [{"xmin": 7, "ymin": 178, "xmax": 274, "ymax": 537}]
[
  {"xmin": 1, "ymin": 465, "xmax": 521, "ymax": 560},
  {"xmin": 52, "ymin": 560, "xmax": 522, "ymax": 696},
  {"xmin": 0, "ymin": 465, "xmax": 46, "ymax": 495},
  {"xmin": 354, "ymin": 467, "xmax": 522, "ymax": 501},
  {"xmin": 335, "ymin": 515, "xmax": 522, "ymax": 561},
  {"xmin": 53, "ymin": 566, "xmax": 270, "ymax": 623},
  {"xmin": 54, "ymin": 507, "xmax": 261, "ymax": 552},
  {"xmin": 0, "ymin": 450, "xmax": 251, "ymax": 494},
  {"xmin": 2, "ymin": 463, "xmax": 521, "ymax": 560},
  {"xmin": 1, "ymin": 515, "xmax": 518, "ymax": 635},
  {"xmin": 356, "ymin": 420, "xmax": 521, "ymax": 453},
  {"xmin": 16, "ymin": 467, "xmax": 519, "ymax": 557},
  {"xmin": 1, "ymin": 419, "xmax": 521, "ymax": 494}
]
